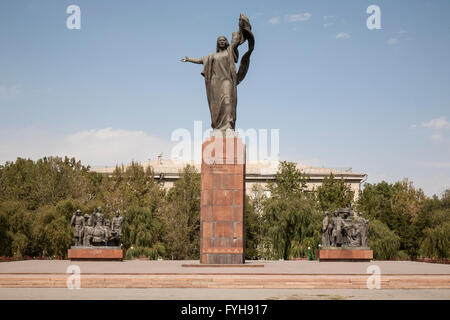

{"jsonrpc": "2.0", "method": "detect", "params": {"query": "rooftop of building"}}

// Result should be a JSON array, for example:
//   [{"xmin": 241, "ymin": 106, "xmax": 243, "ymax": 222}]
[{"xmin": 91, "ymin": 159, "xmax": 366, "ymax": 179}]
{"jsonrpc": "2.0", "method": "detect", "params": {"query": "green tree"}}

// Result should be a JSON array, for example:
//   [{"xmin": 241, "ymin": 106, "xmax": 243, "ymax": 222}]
[
  {"xmin": 100, "ymin": 162, "xmax": 164, "ymax": 211},
  {"xmin": 0, "ymin": 211, "xmax": 11, "ymax": 256},
  {"xmin": 122, "ymin": 206, "xmax": 166, "ymax": 259},
  {"xmin": 417, "ymin": 194, "xmax": 450, "ymax": 260},
  {"xmin": 262, "ymin": 161, "xmax": 321, "ymax": 260},
  {"xmin": 0, "ymin": 201, "xmax": 25, "ymax": 256},
  {"xmin": 268, "ymin": 161, "xmax": 308, "ymax": 199},
  {"xmin": 245, "ymin": 195, "xmax": 261, "ymax": 260},
  {"xmin": 0, "ymin": 158, "xmax": 37, "ymax": 207},
  {"xmin": 368, "ymin": 219, "xmax": 401, "ymax": 260},
  {"xmin": 391, "ymin": 179, "xmax": 427, "ymax": 258},
  {"xmin": 419, "ymin": 222, "xmax": 450, "ymax": 259},
  {"xmin": 357, "ymin": 179, "xmax": 428, "ymax": 258},
  {"xmin": 442, "ymin": 189, "xmax": 450, "ymax": 208},
  {"xmin": 162, "ymin": 165, "xmax": 200, "ymax": 260},
  {"xmin": 11, "ymin": 233, "xmax": 28, "ymax": 258},
  {"xmin": 248, "ymin": 185, "xmax": 270, "ymax": 259},
  {"xmin": 357, "ymin": 181, "xmax": 396, "ymax": 226},
  {"xmin": 30, "ymin": 203, "xmax": 74, "ymax": 258},
  {"xmin": 2, "ymin": 201, "xmax": 33, "ymax": 256},
  {"xmin": 0, "ymin": 157, "xmax": 97, "ymax": 210},
  {"xmin": 315, "ymin": 173, "xmax": 354, "ymax": 212}
]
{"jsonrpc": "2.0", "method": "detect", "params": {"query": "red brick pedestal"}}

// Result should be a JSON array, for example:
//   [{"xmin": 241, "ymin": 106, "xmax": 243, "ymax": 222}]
[
  {"xmin": 200, "ymin": 135, "xmax": 246, "ymax": 264},
  {"xmin": 68, "ymin": 247, "xmax": 124, "ymax": 261},
  {"xmin": 319, "ymin": 248, "xmax": 373, "ymax": 262}
]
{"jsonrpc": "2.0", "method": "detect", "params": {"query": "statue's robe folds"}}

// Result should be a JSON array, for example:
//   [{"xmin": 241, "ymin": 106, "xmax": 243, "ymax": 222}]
[
  {"xmin": 201, "ymin": 38, "xmax": 239, "ymax": 131},
  {"xmin": 201, "ymin": 22, "xmax": 254, "ymax": 131}
]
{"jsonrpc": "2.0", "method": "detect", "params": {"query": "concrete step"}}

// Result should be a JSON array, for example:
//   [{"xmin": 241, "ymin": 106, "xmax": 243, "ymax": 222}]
[{"xmin": 0, "ymin": 274, "xmax": 449, "ymax": 289}]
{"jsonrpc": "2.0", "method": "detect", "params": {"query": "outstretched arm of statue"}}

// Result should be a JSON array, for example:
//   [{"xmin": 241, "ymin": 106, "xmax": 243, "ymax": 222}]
[{"xmin": 180, "ymin": 56, "xmax": 203, "ymax": 64}]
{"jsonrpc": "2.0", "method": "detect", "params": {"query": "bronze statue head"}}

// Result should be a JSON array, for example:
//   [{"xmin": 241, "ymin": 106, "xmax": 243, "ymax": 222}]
[{"xmin": 216, "ymin": 36, "xmax": 229, "ymax": 52}]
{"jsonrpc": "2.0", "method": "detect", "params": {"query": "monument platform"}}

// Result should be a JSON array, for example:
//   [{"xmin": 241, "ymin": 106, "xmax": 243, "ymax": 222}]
[
  {"xmin": 319, "ymin": 248, "xmax": 373, "ymax": 262},
  {"xmin": 68, "ymin": 247, "xmax": 124, "ymax": 261},
  {"xmin": 200, "ymin": 135, "xmax": 246, "ymax": 264},
  {"xmin": 0, "ymin": 260, "xmax": 449, "ymax": 289}
]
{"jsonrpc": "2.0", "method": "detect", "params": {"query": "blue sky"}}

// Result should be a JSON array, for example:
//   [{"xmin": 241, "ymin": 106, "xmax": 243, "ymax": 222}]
[{"xmin": 0, "ymin": 0, "xmax": 449, "ymax": 196}]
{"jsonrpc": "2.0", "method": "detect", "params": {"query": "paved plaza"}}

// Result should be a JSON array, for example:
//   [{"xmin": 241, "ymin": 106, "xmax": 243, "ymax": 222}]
[
  {"xmin": 1, "ymin": 260, "xmax": 449, "ymax": 275},
  {"xmin": 0, "ymin": 260, "xmax": 448, "ymax": 294}
]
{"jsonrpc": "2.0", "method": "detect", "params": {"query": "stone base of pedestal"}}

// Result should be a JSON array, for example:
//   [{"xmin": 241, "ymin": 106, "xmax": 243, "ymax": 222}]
[
  {"xmin": 319, "ymin": 248, "xmax": 373, "ymax": 262},
  {"xmin": 68, "ymin": 247, "xmax": 124, "ymax": 261},
  {"xmin": 200, "ymin": 135, "xmax": 246, "ymax": 264}
]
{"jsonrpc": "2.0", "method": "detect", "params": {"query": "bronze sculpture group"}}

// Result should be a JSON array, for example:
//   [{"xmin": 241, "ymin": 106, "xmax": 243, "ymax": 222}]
[
  {"xmin": 71, "ymin": 207, "xmax": 125, "ymax": 247},
  {"xmin": 322, "ymin": 208, "xmax": 369, "ymax": 248}
]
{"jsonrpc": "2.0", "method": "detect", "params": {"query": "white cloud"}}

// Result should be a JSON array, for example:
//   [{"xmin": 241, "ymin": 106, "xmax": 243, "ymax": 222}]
[
  {"xmin": 0, "ymin": 127, "xmax": 175, "ymax": 167},
  {"xmin": 323, "ymin": 14, "xmax": 335, "ymax": 28},
  {"xmin": 269, "ymin": 12, "xmax": 312, "ymax": 25},
  {"xmin": 296, "ymin": 158, "xmax": 323, "ymax": 167},
  {"xmin": 250, "ymin": 12, "xmax": 263, "ymax": 20},
  {"xmin": 411, "ymin": 116, "xmax": 449, "ymax": 131},
  {"xmin": 388, "ymin": 30, "xmax": 410, "ymax": 46},
  {"xmin": 387, "ymin": 37, "xmax": 399, "ymax": 45},
  {"xmin": 287, "ymin": 13, "xmax": 312, "ymax": 22},
  {"xmin": 410, "ymin": 117, "xmax": 448, "ymax": 142},
  {"xmin": 422, "ymin": 116, "xmax": 449, "ymax": 130},
  {"xmin": 0, "ymin": 84, "xmax": 21, "ymax": 99},
  {"xmin": 424, "ymin": 162, "xmax": 450, "ymax": 168},
  {"xmin": 268, "ymin": 17, "xmax": 280, "ymax": 25},
  {"xmin": 336, "ymin": 32, "xmax": 350, "ymax": 39},
  {"xmin": 430, "ymin": 133, "xmax": 444, "ymax": 142}
]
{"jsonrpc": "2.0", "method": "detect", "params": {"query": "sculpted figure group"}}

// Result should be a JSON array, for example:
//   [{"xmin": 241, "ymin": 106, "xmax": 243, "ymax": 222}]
[
  {"xmin": 321, "ymin": 208, "xmax": 369, "ymax": 248},
  {"xmin": 71, "ymin": 207, "xmax": 125, "ymax": 247}
]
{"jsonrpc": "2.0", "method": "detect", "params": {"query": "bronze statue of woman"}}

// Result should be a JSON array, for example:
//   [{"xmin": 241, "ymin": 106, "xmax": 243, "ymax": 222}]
[{"xmin": 181, "ymin": 14, "xmax": 254, "ymax": 132}]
